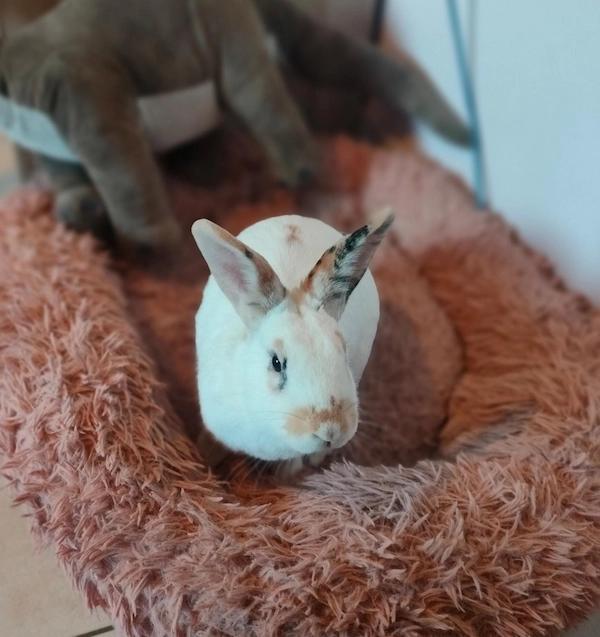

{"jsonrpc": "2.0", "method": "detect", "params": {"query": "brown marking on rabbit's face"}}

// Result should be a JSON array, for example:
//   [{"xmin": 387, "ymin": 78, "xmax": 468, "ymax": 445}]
[{"xmin": 285, "ymin": 396, "xmax": 353, "ymax": 437}]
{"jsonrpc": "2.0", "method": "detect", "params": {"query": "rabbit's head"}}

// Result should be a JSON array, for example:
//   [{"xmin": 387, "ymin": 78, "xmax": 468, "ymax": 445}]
[{"xmin": 192, "ymin": 210, "xmax": 393, "ymax": 461}]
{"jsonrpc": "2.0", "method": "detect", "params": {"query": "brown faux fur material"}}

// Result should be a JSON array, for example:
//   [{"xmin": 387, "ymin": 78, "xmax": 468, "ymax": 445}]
[{"xmin": 1, "ymin": 136, "xmax": 599, "ymax": 636}]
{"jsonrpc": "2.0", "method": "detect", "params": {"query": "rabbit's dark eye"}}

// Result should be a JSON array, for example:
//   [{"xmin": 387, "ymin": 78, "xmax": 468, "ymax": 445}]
[
  {"xmin": 272, "ymin": 355, "xmax": 282, "ymax": 373},
  {"xmin": 270, "ymin": 353, "xmax": 287, "ymax": 389}
]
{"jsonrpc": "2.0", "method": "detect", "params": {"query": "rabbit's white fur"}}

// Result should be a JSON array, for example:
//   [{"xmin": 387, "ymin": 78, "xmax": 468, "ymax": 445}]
[{"xmin": 193, "ymin": 213, "xmax": 389, "ymax": 466}]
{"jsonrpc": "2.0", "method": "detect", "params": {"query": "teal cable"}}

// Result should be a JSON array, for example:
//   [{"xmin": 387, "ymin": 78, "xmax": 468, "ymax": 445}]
[
  {"xmin": 446, "ymin": 0, "xmax": 488, "ymax": 208},
  {"xmin": 369, "ymin": 0, "xmax": 386, "ymax": 43}
]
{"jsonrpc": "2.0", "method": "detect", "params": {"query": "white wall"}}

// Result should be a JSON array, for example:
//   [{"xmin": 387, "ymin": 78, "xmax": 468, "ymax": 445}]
[{"xmin": 384, "ymin": 0, "xmax": 600, "ymax": 301}]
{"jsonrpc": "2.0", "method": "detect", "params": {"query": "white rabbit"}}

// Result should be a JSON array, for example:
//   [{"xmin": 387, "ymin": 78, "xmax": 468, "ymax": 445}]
[{"xmin": 192, "ymin": 209, "xmax": 393, "ymax": 475}]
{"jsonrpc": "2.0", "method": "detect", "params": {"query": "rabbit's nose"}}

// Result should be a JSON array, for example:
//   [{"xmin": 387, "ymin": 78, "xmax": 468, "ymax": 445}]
[{"xmin": 314, "ymin": 423, "xmax": 340, "ymax": 448}]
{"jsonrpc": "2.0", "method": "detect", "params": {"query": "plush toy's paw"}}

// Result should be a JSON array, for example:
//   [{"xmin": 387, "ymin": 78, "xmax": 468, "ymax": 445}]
[
  {"xmin": 272, "ymin": 138, "xmax": 321, "ymax": 189},
  {"xmin": 55, "ymin": 184, "xmax": 112, "ymax": 241},
  {"xmin": 114, "ymin": 216, "xmax": 182, "ymax": 260},
  {"xmin": 130, "ymin": 217, "xmax": 182, "ymax": 249},
  {"xmin": 276, "ymin": 161, "xmax": 317, "ymax": 189}
]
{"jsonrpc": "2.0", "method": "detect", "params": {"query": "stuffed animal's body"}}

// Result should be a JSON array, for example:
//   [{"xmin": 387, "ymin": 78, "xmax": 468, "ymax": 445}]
[{"xmin": 0, "ymin": 0, "xmax": 469, "ymax": 249}]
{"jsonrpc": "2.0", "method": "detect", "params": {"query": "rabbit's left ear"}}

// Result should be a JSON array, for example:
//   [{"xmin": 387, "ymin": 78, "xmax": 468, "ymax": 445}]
[
  {"xmin": 192, "ymin": 219, "xmax": 286, "ymax": 328},
  {"xmin": 301, "ymin": 208, "xmax": 394, "ymax": 320}
]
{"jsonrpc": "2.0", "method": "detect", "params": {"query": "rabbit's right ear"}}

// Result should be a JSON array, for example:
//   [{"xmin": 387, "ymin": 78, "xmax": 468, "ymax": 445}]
[
  {"xmin": 300, "ymin": 208, "xmax": 394, "ymax": 320},
  {"xmin": 192, "ymin": 219, "xmax": 286, "ymax": 328}
]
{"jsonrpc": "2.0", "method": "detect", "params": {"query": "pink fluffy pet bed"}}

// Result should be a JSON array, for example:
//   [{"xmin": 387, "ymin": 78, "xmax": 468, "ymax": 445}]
[{"xmin": 1, "ymin": 136, "xmax": 599, "ymax": 636}]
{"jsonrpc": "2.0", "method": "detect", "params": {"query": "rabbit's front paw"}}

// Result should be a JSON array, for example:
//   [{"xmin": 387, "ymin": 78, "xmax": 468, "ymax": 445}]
[
  {"xmin": 275, "ymin": 456, "xmax": 305, "ymax": 481},
  {"xmin": 276, "ymin": 451, "xmax": 329, "ymax": 482},
  {"xmin": 305, "ymin": 450, "xmax": 329, "ymax": 468}
]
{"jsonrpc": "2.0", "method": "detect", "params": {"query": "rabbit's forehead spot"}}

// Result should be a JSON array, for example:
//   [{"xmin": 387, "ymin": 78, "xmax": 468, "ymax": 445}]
[
  {"xmin": 285, "ymin": 397, "xmax": 355, "ymax": 437},
  {"xmin": 285, "ymin": 223, "xmax": 302, "ymax": 244}
]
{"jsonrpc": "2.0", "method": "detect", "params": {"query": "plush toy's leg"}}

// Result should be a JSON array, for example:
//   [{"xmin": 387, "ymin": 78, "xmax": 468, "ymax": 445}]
[
  {"xmin": 193, "ymin": 0, "xmax": 319, "ymax": 187},
  {"xmin": 256, "ymin": 0, "xmax": 471, "ymax": 146},
  {"xmin": 38, "ymin": 155, "xmax": 113, "ymax": 241},
  {"xmin": 34, "ymin": 58, "xmax": 181, "ymax": 250}
]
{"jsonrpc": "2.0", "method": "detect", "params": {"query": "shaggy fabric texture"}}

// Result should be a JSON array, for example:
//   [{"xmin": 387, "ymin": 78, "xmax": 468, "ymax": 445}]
[{"xmin": 1, "ymin": 136, "xmax": 599, "ymax": 636}]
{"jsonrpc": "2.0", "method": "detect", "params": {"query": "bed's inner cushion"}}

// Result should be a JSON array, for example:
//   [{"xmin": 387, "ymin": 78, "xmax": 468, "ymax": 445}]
[{"xmin": 113, "ymin": 133, "xmax": 462, "ymax": 477}]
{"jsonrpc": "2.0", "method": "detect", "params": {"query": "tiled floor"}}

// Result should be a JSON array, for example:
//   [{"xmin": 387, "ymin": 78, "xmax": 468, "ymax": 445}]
[
  {"xmin": 0, "ymin": 134, "xmax": 599, "ymax": 636},
  {"xmin": 0, "ymin": 481, "xmax": 115, "ymax": 637}
]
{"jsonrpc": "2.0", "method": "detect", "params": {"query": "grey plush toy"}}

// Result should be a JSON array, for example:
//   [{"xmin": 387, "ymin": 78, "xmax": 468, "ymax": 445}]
[{"xmin": 0, "ymin": 0, "xmax": 470, "ymax": 250}]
